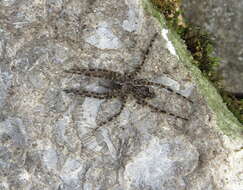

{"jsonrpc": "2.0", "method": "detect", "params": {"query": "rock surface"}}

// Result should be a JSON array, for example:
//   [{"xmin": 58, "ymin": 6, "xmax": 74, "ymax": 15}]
[
  {"xmin": 181, "ymin": 0, "xmax": 243, "ymax": 93},
  {"xmin": 0, "ymin": 0, "xmax": 242, "ymax": 190}
]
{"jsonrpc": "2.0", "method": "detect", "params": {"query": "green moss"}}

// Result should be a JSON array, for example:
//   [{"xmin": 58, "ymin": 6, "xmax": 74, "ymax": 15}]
[
  {"xmin": 151, "ymin": 0, "xmax": 182, "ymax": 29},
  {"xmin": 179, "ymin": 26, "xmax": 220, "ymax": 75},
  {"xmin": 142, "ymin": 0, "xmax": 243, "ymax": 136},
  {"xmin": 220, "ymin": 91, "xmax": 243, "ymax": 123},
  {"xmin": 177, "ymin": 24, "xmax": 243, "ymax": 125}
]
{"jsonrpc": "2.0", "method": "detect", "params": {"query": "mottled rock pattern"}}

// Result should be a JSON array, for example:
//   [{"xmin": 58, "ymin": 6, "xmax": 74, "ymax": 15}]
[{"xmin": 0, "ymin": 0, "xmax": 242, "ymax": 190}]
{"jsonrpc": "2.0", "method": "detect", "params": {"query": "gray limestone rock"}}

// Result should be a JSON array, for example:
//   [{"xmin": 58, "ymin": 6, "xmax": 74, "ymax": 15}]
[{"xmin": 0, "ymin": 0, "xmax": 242, "ymax": 190}]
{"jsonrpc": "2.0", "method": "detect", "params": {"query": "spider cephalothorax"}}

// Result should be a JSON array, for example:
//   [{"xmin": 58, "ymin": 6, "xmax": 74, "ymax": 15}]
[
  {"xmin": 106, "ymin": 77, "xmax": 157, "ymax": 99},
  {"xmin": 64, "ymin": 33, "xmax": 193, "ymax": 125}
]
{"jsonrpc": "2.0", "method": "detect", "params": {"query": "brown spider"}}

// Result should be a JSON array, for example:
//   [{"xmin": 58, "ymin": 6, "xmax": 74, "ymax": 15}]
[{"xmin": 64, "ymin": 33, "xmax": 193, "ymax": 125}]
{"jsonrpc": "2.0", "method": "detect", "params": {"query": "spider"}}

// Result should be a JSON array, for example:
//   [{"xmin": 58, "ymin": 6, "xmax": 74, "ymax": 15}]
[{"xmin": 64, "ymin": 33, "xmax": 193, "ymax": 126}]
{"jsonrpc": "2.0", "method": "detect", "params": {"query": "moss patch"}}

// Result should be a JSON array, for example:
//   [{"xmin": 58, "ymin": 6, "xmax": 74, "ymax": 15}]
[
  {"xmin": 148, "ymin": 0, "xmax": 243, "ymax": 125},
  {"xmin": 142, "ymin": 0, "xmax": 243, "ymax": 136}
]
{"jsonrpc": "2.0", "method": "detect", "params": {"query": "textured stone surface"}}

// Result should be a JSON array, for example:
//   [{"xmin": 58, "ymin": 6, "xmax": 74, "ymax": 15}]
[
  {"xmin": 0, "ymin": 0, "xmax": 242, "ymax": 189},
  {"xmin": 181, "ymin": 0, "xmax": 243, "ymax": 93}
]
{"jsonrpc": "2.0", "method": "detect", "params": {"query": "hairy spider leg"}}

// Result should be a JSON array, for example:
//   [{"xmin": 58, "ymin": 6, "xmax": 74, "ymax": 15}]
[
  {"xmin": 136, "ymin": 98, "xmax": 189, "ymax": 121},
  {"xmin": 65, "ymin": 88, "xmax": 127, "ymax": 126},
  {"xmin": 128, "ymin": 33, "xmax": 158, "ymax": 78},
  {"xmin": 65, "ymin": 67, "xmax": 124, "ymax": 80},
  {"xmin": 133, "ymin": 79, "xmax": 193, "ymax": 104},
  {"xmin": 78, "ymin": 96, "xmax": 127, "ymax": 148},
  {"xmin": 64, "ymin": 89, "xmax": 115, "ymax": 99},
  {"xmin": 97, "ymin": 95, "xmax": 127, "ymax": 126}
]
